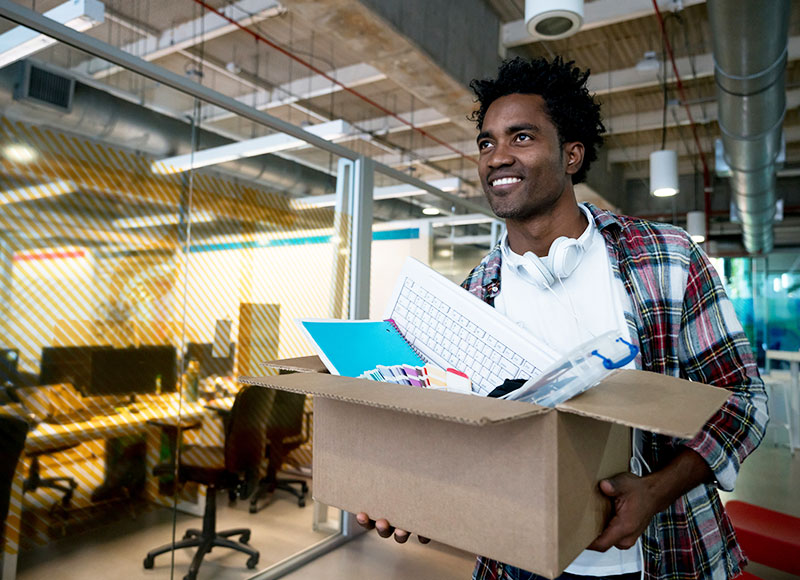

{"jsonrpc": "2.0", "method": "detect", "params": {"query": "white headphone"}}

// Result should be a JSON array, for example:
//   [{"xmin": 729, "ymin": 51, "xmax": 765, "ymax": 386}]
[{"xmin": 508, "ymin": 236, "xmax": 586, "ymax": 288}]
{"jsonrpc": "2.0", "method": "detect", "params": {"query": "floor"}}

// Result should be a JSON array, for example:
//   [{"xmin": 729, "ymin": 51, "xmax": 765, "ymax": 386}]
[{"xmin": 15, "ymin": 423, "xmax": 800, "ymax": 580}]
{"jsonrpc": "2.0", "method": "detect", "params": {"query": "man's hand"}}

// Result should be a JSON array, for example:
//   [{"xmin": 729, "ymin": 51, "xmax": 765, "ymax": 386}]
[
  {"xmin": 355, "ymin": 512, "xmax": 430, "ymax": 544},
  {"xmin": 586, "ymin": 473, "xmax": 659, "ymax": 551},
  {"xmin": 588, "ymin": 448, "xmax": 713, "ymax": 552}
]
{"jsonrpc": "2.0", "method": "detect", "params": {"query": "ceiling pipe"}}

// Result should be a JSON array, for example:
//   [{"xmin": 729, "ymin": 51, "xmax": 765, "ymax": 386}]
[
  {"xmin": 707, "ymin": 0, "xmax": 790, "ymax": 254},
  {"xmin": 0, "ymin": 61, "xmax": 335, "ymax": 197}
]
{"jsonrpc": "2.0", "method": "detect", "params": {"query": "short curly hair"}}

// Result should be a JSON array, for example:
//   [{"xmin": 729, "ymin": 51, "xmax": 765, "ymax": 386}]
[{"xmin": 469, "ymin": 56, "xmax": 605, "ymax": 184}]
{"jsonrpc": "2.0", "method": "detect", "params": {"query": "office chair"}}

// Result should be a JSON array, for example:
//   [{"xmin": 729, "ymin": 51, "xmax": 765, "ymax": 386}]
[
  {"xmin": 12, "ymin": 386, "xmax": 79, "ymax": 509},
  {"xmin": 22, "ymin": 444, "xmax": 78, "ymax": 508},
  {"xmin": 1, "ymin": 416, "xmax": 28, "ymax": 544},
  {"xmin": 143, "ymin": 384, "xmax": 273, "ymax": 580},
  {"xmin": 249, "ymin": 389, "xmax": 310, "ymax": 513}
]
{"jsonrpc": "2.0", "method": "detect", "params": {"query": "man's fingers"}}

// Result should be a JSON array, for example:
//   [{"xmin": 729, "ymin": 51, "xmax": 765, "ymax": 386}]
[
  {"xmin": 355, "ymin": 512, "xmax": 375, "ymax": 530},
  {"xmin": 358, "ymin": 513, "xmax": 428, "ymax": 545},
  {"xmin": 375, "ymin": 518, "xmax": 395, "ymax": 538}
]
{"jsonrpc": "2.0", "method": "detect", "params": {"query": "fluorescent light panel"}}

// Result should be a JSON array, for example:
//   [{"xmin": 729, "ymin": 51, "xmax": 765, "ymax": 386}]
[
  {"xmin": 290, "ymin": 177, "xmax": 460, "ymax": 209},
  {"xmin": 0, "ymin": 179, "xmax": 74, "ymax": 205},
  {"xmin": 151, "ymin": 119, "xmax": 352, "ymax": 175},
  {"xmin": 0, "ymin": 0, "xmax": 105, "ymax": 68},
  {"xmin": 114, "ymin": 210, "xmax": 215, "ymax": 229}
]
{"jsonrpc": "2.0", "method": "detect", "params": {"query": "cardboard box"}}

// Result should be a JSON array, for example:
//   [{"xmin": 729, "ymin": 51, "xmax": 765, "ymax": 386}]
[{"xmin": 241, "ymin": 357, "xmax": 729, "ymax": 578}]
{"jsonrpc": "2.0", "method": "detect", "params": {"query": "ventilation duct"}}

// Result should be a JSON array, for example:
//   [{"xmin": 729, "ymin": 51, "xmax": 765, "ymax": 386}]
[
  {"xmin": 14, "ymin": 61, "xmax": 75, "ymax": 112},
  {"xmin": 707, "ymin": 0, "xmax": 790, "ymax": 254},
  {"xmin": 0, "ymin": 61, "xmax": 334, "ymax": 197}
]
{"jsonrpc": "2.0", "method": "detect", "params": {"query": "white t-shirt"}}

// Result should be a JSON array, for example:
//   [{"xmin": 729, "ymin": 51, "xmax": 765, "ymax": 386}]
[{"xmin": 494, "ymin": 205, "xmax": 642, "ymax": 576}]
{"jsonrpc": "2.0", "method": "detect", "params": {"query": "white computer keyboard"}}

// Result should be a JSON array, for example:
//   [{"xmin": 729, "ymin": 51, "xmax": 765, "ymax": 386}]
[{"xmin": 384, "ymin": 258, "xmax": 559, "ymax": 395}]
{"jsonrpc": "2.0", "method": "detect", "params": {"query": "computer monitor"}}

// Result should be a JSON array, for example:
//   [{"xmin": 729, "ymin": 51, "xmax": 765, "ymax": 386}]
[
  {"xmin": 1, "ymin": 348, "xmax": 19, "ymax": 387},
  {"xmin": 88, "ymin": 346, "xmax": 177, "ymax": 400},
  {"xmin": 39, "ymin": 346, "xmax": 110, "ymax": 391},
  {"xmin": 184, "ymin": 342, "xmax": 235, "ymax": 379}
]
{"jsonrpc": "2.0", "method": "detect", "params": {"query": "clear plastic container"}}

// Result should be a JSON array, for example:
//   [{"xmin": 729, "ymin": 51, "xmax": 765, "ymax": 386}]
[{"xmin": 501, "ymin": 330, "xmax": 638, "ymax": 407}]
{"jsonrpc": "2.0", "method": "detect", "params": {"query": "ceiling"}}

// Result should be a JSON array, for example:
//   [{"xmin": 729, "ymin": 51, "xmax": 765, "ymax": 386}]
[{"xmin": 1, "ymin": 0, "xmax": 800, "ymax": 253}]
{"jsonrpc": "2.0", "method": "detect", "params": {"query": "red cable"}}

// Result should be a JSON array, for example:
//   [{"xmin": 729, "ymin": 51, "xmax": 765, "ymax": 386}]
[
  {"xmin": 190, "ymin": 0, "xmax": 477, "ymax": 165},
  {"xmin": 651, "ymin": 0, "xmax": 712, "ymax": 240}
]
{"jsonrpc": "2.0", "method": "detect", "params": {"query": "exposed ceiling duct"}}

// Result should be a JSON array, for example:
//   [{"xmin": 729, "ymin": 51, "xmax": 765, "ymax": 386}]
[
  {"xmin": 0, "ymin": 60, "xmax": 335, "ymax": 197},
  {"xmin": 707, "ymin": 0, "xmax": 790, "ymax": 254}
]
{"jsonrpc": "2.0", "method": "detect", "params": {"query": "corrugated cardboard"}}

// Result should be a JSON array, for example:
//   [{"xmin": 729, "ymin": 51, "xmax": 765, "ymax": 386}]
[{"xmin": 241, "ymin": 358, "xmax": 730, "ymax": 578}]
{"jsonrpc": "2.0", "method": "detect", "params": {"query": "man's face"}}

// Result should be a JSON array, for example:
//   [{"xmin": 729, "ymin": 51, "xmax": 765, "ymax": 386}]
[{"xmin": 477, "ymin": 93, "xmax": 577, "ymax": 221}]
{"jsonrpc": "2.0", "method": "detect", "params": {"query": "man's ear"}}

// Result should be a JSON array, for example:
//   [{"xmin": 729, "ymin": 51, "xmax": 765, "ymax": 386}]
[{"xmin": 565, "ymin": 142, "xmax": 585, "ymax": 176}]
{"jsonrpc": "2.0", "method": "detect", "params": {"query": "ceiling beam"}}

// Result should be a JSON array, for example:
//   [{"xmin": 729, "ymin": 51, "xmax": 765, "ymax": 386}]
[
  {"xmin": 71, "ymin": 0, "xmax": 284, "ymax": 79},
  {"xmin": 198, "ymin": 62, "xmax": 386, "ymax": 124}
]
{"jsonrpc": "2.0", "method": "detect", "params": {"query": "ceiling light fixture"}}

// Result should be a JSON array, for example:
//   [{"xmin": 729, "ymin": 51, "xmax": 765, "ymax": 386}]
[
  {"xmin": 2, "ymin": 143, "xmax": 38, "ymax": 164},
  {"xmin": 525, "ymin": 0, "xmax": 583, "ymax": 41},
  {"xmin": 151, "ymin": 119, "xmax": 352, "ymax": 175},
  {"xmin": 650, "ymin": 149, "xmax": 679, "ymax": 197},
  {"xmin": 290, "ymin": 177, "xmax": 460, "ymax": 209},
  {"xmin": 422, "ymin": 207, "xmax": 440, "ymax": 216},
  {"xmin": 686, "ymin": 210, "xmax": 706, "ymax": 243},
  {"xmin": 113, "ymin": 210, "xmax": 215, "ymax": 229},
  {"xmin": 0, "ymin": 179, "xmax": 74, "ymax": 205},
  {"xmin": 0, "ymin": 0, "xmax": 105, "ymax": 68},
  {"xmin": 635, "ymin": 51, "xmax": 660, "ymax": 73}
]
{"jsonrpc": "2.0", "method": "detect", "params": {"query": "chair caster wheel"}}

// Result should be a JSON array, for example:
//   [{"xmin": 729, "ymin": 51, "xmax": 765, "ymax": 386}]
[
  {"xmin": 240, "ymin": 531, "xmax": 250, "ymax": 543},
  {"xmin": 246, "ymin": 554, "xmax": 259, "ymax": 569},
  {"xmin": 298, "ymin": 498, "xmax": 306, "ymax": 507},
  {"xmin": 143, "ymin": 555, "xmax": 154, "ymax": 569},
  {"xmin": 249, "ymin": 503, "xmax": 257, "ymax": 514},
  {"xmin": 301, "ymin": 482, "xmax": 308, "ymax": 493}
]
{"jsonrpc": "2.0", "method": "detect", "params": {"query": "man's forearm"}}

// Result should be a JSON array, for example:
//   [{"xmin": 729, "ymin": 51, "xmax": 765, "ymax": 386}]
[{"xmin": 645, "ymin": 447, "xmax": 714, "ymax": 512}]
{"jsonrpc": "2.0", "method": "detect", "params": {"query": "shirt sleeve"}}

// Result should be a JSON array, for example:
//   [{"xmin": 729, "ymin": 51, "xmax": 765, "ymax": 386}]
[{"xmin": 677, "ymin": 242, "xmax": 769, "ymax": 491}]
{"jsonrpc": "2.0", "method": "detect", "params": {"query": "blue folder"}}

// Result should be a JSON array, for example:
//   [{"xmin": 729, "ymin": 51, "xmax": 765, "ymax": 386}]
[{"xmin": 297, "ymin": 319, "xmax": 425, "ymax": 377}]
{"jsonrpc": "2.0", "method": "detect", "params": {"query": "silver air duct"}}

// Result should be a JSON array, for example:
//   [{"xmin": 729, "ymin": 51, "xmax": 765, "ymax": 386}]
[
  {"xmin": 0, "ymin": 61, "xmax": 334, "ymax": 197},
  {"xmin": 707, "ymin": 0, "xmax": 790, "ymax": 254}
]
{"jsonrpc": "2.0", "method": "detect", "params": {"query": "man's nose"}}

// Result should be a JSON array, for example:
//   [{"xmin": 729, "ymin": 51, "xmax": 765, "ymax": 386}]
[{"xmin": 487, "ymin": 143, "xmax": 513, "ymax": 167}]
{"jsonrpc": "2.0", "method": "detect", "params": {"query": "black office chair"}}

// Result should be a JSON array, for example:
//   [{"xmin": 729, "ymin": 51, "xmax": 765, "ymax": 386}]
[
  {"xmin": 22, "ymin": 444, "xmax": 78, "ymax": 508},
  {"xmin": 143, "ymin": 384, "xmax": 273, "ymax": 580},
  {"xmin": 1, "ymin": 415, "xmax": 28, "ymax": 545},
  {"xmin": 249, "ymin": 390, "xmax": 310, "ymax": 513}
]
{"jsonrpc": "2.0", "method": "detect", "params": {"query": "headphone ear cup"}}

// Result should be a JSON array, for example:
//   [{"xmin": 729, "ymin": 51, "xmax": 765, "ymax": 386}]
[
  {"xmin": 550, "ymin": 237, "xmax": 583, "ymax": 280},
  {"xmin": 518, "ymin": 252, "xmax": 555, "ymax": 288}
]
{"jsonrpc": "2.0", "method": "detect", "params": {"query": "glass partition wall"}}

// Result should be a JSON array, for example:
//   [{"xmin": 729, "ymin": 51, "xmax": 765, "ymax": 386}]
[{"xmin": 0, "ymin": 5, "xmax": 490, "ymax": 580}]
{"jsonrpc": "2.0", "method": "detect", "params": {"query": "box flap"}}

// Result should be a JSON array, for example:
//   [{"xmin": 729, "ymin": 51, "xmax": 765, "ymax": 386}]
[
  {"xmin": 556, "ymin": 369, "xmax": 730, "ymax": 439},
  {"xmin": 240, "ymin": 372, "xmax": 549, "ymax": 426},
  {"xmin": 260, "ymin": 355, "xmax": 328, "ymax": 374}
]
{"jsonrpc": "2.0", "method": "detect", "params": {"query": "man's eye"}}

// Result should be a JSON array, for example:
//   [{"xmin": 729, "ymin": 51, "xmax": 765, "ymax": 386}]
[
  {"xmin": 478, "ymin": 141, "xmax": 493, "ymax": 150},
  {"xmin": 516, "ymin": 134, "xmax": 532, "ymax": 142}
]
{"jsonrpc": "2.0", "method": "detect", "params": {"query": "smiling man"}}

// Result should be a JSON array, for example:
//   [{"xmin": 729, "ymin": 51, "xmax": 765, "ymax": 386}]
[{"xmin": 358, "ymin": 57, "xmax": 768, "ymax": 580}]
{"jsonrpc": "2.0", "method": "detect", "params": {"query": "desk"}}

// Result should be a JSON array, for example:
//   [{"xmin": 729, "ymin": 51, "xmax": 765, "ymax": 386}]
[
  {"xmin": 766, "ymin": 350, "xmax": 800, "ymax": 451},
  {"xmin": 1, "ymin": 393, "xmax": 207, "ymax": 580}
]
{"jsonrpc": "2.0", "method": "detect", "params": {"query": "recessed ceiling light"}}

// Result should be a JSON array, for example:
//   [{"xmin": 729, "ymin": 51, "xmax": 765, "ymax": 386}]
[
  {"xmin": 422, "ymin": 207, "xmax": 440, "ymax": 216},
  {"xmin": 3, "ymin": 143, "xmax": 37, "ymax": 163}
]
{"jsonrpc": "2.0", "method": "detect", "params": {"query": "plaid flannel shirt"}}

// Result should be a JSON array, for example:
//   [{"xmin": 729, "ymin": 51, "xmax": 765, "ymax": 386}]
[{"xmin": 463, "ymin": 203, "xmax": 768, "ymax": 580}]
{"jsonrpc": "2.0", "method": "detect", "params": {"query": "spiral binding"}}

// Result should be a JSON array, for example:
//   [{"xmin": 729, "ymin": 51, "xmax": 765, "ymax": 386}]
[{"xmin": 385, "ymin": 318, "xmax": 430, "ymax": 364}]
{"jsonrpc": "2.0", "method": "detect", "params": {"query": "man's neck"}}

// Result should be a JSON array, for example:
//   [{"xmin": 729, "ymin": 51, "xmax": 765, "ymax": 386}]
[{"xmin": 506, "ymin": 199, "xmax": 588, "ymax": 257}]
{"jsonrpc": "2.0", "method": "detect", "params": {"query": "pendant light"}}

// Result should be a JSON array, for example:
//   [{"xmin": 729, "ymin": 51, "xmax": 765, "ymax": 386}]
[{"xmin": 650, "ymin": 149, "xmax": 679, "ymax": 197}]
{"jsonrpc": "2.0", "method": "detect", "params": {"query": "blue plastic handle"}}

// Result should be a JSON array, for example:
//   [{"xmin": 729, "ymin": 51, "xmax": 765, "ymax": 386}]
[{"xmin": 590, "ymin": 338, "xmax": 639, "ymax": 370}]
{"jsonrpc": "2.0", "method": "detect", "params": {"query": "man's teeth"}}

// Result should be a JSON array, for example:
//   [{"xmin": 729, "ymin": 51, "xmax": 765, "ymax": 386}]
[{"xmin": 492, "ymin": 177, "xmax": 521, "ymax": 186}]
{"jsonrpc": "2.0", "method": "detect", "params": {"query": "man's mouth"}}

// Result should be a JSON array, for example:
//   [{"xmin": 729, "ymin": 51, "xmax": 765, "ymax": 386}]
[{"xmin": 490, "ymin": 176, "xmax": 522, "ymax": 187}]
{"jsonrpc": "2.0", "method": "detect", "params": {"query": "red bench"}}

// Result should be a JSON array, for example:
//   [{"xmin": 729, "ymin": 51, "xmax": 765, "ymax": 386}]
[{"xmin": 726, "ymin": 499, "xmax": 800, "ymax": 576}]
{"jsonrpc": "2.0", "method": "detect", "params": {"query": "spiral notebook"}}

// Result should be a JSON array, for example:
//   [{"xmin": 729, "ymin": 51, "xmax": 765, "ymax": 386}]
[{"xmin": 296, "ymin": 318, "xmax": 426, "ymax": 378}]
